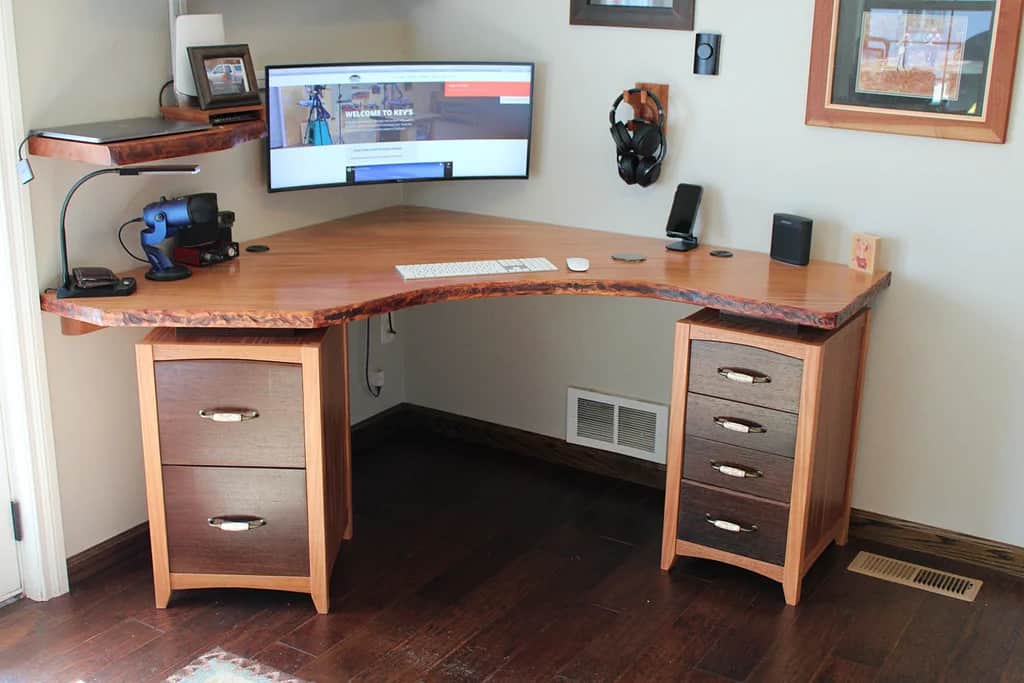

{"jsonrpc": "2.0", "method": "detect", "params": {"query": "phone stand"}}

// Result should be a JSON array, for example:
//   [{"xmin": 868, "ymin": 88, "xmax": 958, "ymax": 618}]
[{"xmin": 666, "ymin": 235, "xmax": 699, "ymax": 252}]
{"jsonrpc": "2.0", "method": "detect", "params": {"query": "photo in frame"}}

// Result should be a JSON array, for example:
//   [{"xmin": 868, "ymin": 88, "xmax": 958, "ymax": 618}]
[
  {"xmin": 570, "ymin": 0, "xmax": 695, "ymax": 30},
  {"xmin": 187, "ymin": 44, "xmax": 261, "ymax": 110},
  {"xmin": 806, "ymin": 0, "xmax": 1024, "ymax": 143},
  {"xmin": 849, "ymin": 233, "xmax": 881, "ymax": 274}
]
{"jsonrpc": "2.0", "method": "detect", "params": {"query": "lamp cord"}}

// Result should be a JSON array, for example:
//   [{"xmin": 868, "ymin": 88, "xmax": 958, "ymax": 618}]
[
  {"xmin": 58, "ymin": 168, "xmax": 120, "ymax": 289},
  {"xmin": 365, "ymin": 318, "xmax": 381, "ymax": 398},
  {"xmin": 117, "ymin": 217, "xmax": 149, "ymax": 264},
  {"xmin": 158, "ymin": 79, "xmax": 174, "ymax": 109}
]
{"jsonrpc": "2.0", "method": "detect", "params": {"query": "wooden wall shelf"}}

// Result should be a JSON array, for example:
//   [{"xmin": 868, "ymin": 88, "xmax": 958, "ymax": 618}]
[{"xmin": 26, "ymin": 119, "xmax": 267, "ymax": 167}]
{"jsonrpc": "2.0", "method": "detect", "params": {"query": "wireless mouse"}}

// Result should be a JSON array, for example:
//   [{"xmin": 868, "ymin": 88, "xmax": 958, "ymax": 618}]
[{"xmin": 566, "ymin": 257, "xmax": 590, "ymax": 272}]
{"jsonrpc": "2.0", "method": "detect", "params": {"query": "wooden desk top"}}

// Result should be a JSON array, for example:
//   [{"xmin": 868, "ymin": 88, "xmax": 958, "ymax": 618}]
[{"xmin": 40, "ymin": 206, "xmax": 891, "ymax": 331}]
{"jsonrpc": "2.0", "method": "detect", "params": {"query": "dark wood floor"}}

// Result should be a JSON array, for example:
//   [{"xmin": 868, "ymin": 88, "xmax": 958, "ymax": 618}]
[{"xmin": 2, "ymin": 434, "xmax": 1022, "ymax": 683}]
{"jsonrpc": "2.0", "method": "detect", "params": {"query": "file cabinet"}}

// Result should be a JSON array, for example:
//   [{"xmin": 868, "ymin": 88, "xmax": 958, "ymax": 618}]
[
  {"xmin": 135, "ymin": 327, "xmax": 351, "ymax": 614},
  {"xmin": 661, "ymin": 308, "xmax": 871, "ymax": 605}
]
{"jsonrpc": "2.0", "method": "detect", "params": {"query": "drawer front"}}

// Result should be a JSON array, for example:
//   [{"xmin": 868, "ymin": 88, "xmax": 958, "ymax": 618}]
[
  {"xmin": 163, "ymin": 466, "xmax": 309, "ymax": 577},
  {"xmin": 682, "ymin": 436, "xmax": 794, "ymax": 503},
  {"xmin": 686, "ymin": 393, "xmax": 798, "ymax": 457},
  {"xmin": 677, "ymin": 481, "xmax": 789, "ymax": 565},
  {"xmin": 689, "ymin": 341, "xmax": 803, "ymax": 414},
  {"xmin": 156, "ymin": 360, "xmax": 305, "ymax": 468}
]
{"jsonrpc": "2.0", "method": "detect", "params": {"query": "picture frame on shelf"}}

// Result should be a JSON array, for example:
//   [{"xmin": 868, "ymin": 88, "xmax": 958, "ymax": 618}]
[
  {"xmin": 187, "ymin": 44, "xmax": 261, "ymax": 110},
  {"xmin": 805, "ymin": 0, "xmax": 1024, "ymax": 143},
  {"xmin": 570, "ymin": 0, "xmax": 695, "ymax": 31}
]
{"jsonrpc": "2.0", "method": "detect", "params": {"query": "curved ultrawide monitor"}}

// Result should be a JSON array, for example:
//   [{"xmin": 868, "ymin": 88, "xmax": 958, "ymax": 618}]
[{"xmin": 266, "ymin": 61, "xmax": 535, "ymax": 192}]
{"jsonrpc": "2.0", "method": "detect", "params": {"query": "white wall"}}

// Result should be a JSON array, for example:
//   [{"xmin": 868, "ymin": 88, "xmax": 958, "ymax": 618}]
[
  {"xmin": 15, "ymin": 0, "xmax": 409, "ymax": 557},
  {"xmin": 402, "ymin": 0, "xmax": 1024, "ymax": 546}
]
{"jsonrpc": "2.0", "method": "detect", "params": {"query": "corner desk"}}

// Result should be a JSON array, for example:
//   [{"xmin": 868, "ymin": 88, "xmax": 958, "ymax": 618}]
[{"xmin": 40, "ymin": 206, "xmax": 891, "ymax": 612}]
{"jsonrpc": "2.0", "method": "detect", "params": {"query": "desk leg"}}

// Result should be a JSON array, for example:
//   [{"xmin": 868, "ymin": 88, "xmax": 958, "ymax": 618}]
[
  {"xmin": 135, "ymin": 342, "xmax": 171, "ymax": 609},
  {"xmin": 341, "ymin": 322, "xmax": 354, "ymax": 541},
  {"xmin": 836, "ymin": 309, "xmax": 872, "ymax": 546},
  {"xmin": 661, "ymin": 323, "xmax": 692, "ymax": 571}
]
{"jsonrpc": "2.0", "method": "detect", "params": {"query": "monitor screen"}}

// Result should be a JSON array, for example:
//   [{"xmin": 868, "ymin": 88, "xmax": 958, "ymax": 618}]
[{"xmin": 265, "ymin": 61, "xmax": 535, "ymax": 192}]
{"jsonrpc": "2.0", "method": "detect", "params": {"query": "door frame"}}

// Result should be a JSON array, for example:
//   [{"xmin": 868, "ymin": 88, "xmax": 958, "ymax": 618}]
[{"xmin": 0, "ymin": 0, "xmax": 69, "ymax": 601}]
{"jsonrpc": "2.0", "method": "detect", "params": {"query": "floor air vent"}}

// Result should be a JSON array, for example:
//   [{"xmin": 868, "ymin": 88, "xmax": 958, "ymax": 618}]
[
  {"xmin": 848, "ymin": 551, "xmax": 982, "ymax": 602},
  {"xmin": 567, "ymin": 388, "xmax": 668, "ymax": 463}
]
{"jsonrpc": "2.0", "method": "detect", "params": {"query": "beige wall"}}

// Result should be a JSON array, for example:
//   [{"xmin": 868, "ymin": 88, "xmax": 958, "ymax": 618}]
[
  {"xmin": 15, "ymin": 0, "xmax": 409, "ymax": 556},
  {"xmin": 403, "ymin": 0, "xmax": 1024, "ymax": 546}
]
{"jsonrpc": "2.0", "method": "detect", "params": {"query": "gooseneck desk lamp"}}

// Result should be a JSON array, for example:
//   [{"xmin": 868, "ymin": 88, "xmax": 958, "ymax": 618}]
[{"xmin": 57, "ymin": 164, "xmax": 200, "ymax": 299}]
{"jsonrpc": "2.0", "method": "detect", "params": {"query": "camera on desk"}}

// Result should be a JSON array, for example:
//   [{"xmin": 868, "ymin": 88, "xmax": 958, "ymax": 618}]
[{"xmin": 172, "ymin": 207, "xmax": 240, "ymax": 268}]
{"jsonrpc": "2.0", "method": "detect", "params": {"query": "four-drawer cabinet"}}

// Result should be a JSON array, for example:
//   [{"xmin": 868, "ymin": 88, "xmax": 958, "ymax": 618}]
[
  {"xmin": 135, "ymin": 327, "xmax": 351, "ymax": 614},
  {"xmin": 661, "ymin": 308, "xmax": 871, "ymax": 605}
]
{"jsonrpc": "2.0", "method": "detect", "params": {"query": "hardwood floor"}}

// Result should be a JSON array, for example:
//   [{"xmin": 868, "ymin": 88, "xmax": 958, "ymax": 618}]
[{"xmin": 1, "ymin": 433, "xmax": 1022, "ymax": 682}]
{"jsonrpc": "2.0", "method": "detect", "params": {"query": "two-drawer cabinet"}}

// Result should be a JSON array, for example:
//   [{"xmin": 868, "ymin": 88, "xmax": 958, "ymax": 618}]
[
  {"xmin": 661, "ymin": 308, "xmax": 871, "ymax": 605},
  {"xmin": 135, "ymin": 327, "xmax": 352, "ymax": 614}
]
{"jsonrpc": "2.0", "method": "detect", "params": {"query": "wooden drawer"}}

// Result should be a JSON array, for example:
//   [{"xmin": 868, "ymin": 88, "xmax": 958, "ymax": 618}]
[
  {"xmin": 686, "ymin": 393, "xmax": 798, "ymax": 457},
  {"xmin": 155, "ymin": 360, "xmax": 305, "ymax": 468},
  {"xmin": 677, "ymin": 481, "xmax": 789, "ymax": 566},
  {"xmin": 682, "ymin": 436, "xmax": 794, "ymax": 503},
  {"xmin": 163, "ymin": 465, "xmax": 309, "ymax": 577},
  {"xmin": 689, "ymin": 341, "xmax": 803, "ymax": 414}
]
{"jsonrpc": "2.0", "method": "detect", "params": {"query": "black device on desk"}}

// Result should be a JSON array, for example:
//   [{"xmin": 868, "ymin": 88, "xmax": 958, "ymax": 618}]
[
  {"xmin": 174, "ymin": 208, "xmax": 239, "ymax": 267},
  {"xmin": 666, "ymin": 183, "xmax": 703, "ymax": 252}
]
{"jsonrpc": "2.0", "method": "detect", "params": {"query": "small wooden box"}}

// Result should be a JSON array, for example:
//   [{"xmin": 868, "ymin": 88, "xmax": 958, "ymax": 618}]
[
  {"xmin": 161, "ymin": 104, "xmax": 266, "ymax": 126},
  {"xmin": 135, "ymin": 327, "xmax": 351, "ymax": 614}
]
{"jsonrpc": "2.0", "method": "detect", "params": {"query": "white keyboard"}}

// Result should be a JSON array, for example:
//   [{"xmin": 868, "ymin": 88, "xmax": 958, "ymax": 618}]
[{"xmin": 395, "ymin": 257, "xmax": 558, "ymax": 280}]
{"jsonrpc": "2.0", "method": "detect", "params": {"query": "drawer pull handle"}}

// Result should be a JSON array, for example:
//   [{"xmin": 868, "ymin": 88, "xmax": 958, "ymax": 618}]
[
  {"xmin": 714, "ymin": 417, "xmax": 767, "ymax": 434},
  {"xmin": 208, "ymin": 516, "xmax": 266, "ymax": 532},
  {"xmin": 198, "ymin": 408, "xmax": 260, "ymax": 423},
  {"xmin": 705, "ymin": 514, "xmax": 758, "ymax": 534},
  {"xmin": 718, "ymin": 368, "xmax": 771, "ymax": 385},
  {"xmin": 710, "ymin": 461, "xmax": 764, "ymax": 479}
]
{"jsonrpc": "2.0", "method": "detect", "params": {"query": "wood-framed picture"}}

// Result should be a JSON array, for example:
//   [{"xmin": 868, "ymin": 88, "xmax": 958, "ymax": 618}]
[
  {"xmin": 187, "ymin": 44, "xmax": 261, "ymax": 110},
  {"xmin": 570, "ymin": 0, "xmax": 695, "ymax": 31},
  {"xmin": 806, "ymin": 0, "xmax": 1024, "ymax": 143}
]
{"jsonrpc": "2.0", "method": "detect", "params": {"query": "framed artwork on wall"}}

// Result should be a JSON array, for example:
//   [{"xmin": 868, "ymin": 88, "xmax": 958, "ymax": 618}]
[
  {"xmin": 570, "ymin": 0, "xmax": 695, "ymax": 31},
  {"xmin": 805, "ymin": 0, "xmax": 1024, "ymax": 143}
]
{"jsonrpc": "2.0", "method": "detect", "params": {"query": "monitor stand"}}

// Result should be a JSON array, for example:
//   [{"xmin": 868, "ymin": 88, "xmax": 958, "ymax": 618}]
[{"xmin": 666, "ymin": 235, "xmax": 699, "ymax": 252}]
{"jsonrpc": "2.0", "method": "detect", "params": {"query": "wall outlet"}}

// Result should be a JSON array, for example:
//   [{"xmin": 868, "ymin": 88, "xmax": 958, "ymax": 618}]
[
  {"xmin": 381, "ymin": 315, "xmax": 398, "ymax": 345},
  {"xmin": 370, "ymin": 369, "xmax": 385, "ymax": 389}
]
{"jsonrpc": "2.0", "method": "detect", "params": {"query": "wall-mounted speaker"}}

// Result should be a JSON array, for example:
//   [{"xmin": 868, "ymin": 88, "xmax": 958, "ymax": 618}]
[{"xmin": 694, "ymin": 33, "xmax": 722, "ymax": 76}]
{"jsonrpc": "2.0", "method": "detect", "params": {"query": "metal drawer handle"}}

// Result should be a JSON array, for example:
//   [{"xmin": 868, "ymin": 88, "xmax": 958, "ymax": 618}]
[
  {"xmin": 710, "ymin": 461, "xmax": 764, "ymax": 479},
  {"xmin": 717, "ymin": 368, "xmax": 771, "ymax": 385},
  {"xmin": 208, "ymin": 516, "xmax": 266, "ymax": 532},
  {"xmin": 705, "ymin": 514, "xmax": 758, "ymax": 534},
  {"xmin": 714, "ymin": 417, "xmax": 767, "ymax": 434},
  {"xmin": 198, "ymin": 408, "xmax": 260, "ymax": 423}
]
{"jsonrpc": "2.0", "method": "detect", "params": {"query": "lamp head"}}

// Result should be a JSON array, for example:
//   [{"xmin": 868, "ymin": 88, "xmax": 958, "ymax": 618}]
[{"xmin": 118, "ymin": 164, "xmax": 200, "ymax": 176}]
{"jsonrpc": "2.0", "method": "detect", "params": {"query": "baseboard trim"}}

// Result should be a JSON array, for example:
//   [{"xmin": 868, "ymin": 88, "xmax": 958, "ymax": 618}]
[
  {"xmin": 399, "ymin": 403, "xmax": 666, "ymax": 490},
  {"xmin": 848, "ymin": 509, "xmax": 1024, "ymax": 579},
  {"xmin": 66, "ymin": 522, "xmax": 150, "ymax": 587},
  {"xmin": 69, "ymin": 403, "xmax": 1024, "ymax": 587}
]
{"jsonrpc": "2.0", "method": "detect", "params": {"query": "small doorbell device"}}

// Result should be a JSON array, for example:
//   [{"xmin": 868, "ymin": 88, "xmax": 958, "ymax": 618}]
[
  {"xmin": 694, "ymin": 33, "xmax": 721, "ymax": 75},
  {"xmin": 770, "ymin": 213, "xmax": 814, "ymax": 266}
]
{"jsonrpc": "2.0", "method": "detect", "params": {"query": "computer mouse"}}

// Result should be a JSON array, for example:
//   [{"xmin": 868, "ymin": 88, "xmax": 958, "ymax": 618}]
[{"xmin": 566, "ymin": 257, "xmax": 590, "ymax": 272}]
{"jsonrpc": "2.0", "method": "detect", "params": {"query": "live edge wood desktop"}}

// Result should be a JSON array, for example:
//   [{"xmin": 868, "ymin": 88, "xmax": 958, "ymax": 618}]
[{"xmin": 40, "ymin": 206, "xmax": 891, "ymax": 611}]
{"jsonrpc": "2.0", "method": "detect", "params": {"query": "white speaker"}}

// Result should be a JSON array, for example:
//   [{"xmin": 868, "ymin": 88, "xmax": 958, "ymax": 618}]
[{"xmin": 173, "ymin": 14, "xmax": 225, "ymax": 98}]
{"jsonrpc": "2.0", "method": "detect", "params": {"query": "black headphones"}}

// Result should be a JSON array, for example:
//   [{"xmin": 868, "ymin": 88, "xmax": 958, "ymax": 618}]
[{"xmin": 609, "ymin": 88, "xmax": 666, "ymax": 188}]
